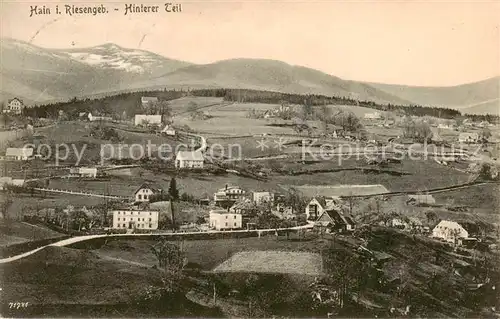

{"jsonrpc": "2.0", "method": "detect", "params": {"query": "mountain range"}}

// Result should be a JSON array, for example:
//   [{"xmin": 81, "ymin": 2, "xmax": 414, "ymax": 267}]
[{"xmin": 1, "ymin": 38, "xmax": 498, "ymax": 115}]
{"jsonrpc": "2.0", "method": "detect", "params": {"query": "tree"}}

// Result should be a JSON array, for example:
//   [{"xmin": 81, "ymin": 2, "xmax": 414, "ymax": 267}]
[
  {"xmin": 147, "ymin": 240, "xmax": 188, "ymax": 301},
  {"xmin": 168, "ymin": 178, "xmax": 179, "ymax": 201},
  {"xmin": 425, "ymin": 211, "xmax": 438, "ymax": 225},
  {"xmin": 479, "ymin": 128, "xmax": 492, "ymax": 144},
  {"xmin": 331, "ymin": 111, "xmax": 362, "ymax": 132}
]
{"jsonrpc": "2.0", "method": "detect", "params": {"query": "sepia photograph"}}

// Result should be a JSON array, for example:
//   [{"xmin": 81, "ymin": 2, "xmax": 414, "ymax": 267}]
[{"xmin": 0, "ymin": 0, "xmax": 499, "ymax": 317}]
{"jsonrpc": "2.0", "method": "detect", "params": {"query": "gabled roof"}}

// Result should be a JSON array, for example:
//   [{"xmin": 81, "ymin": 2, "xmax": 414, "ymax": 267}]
[
  {"xmin": 433, "ymin": 220, "xmax": 466, "ymax": 231},
  {"xmin": 6, "ymin": 147, "xmax": 33, "ymax": 157},
  {"xmin": 8, "ymin": 97, "xmax": 23, "ymax": 104},
  {"xmin": 318, "ymin": 208, "xmax": 354, "ymax": 227},
  {"xmin": 176, "ymin": 150, "xmax": 204, "ymax": 161},
  {"xmin": 134, "ymin": 182, "xmax": 163, "ymax": 195}
]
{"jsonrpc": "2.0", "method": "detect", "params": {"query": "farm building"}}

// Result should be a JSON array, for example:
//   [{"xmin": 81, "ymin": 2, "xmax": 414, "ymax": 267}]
[
  {"xmin": 315, "ymin": 208, "xmax": 355, "ymax": 232},
  {"xmin": 3, "ymin": 98, "xmax": 24, "ymax": 115},
  {"xmin": 141, "ymin": 96, "xmax": 158, "ymax": 107},
  {"xmin": 70, "ymin": 167, "xmax": 98, "ymax": 178},
  {"xmin": 305, "ymin": 196, "xmax": 342, "ymax": 221},
  {"xmin": 134, "ymin": 114, "xmax": 162, "ymax": 126},
  {"xmin": 364, "ymin": 112, "xmax": 382, "ymax": 120},
  {"xmin": 5, "ymin": 147, "xmax": 33, "ymax": 161},
  {"xmin": 458, "ymin": 132, "xmax": 479, "ymax": 144},
  {"xmin": 175, "ymin": 150, "xmax": 204, "ymax": 168},
  {"xmin": 111, "ymin": 209, "xmax": 159, "ymax": 230},
  {"xmin": 161, "ymin": 124, "xmax": 176, "ymax": 136},
  {"xmin": 88, "ymin": 113, "xmax": 113, "ymax": 122},
  {"xmin": 134, "ymin": 182, "xmax": 163, "ymax": 202},
  {"xmin": 229, "ymin": 199, "xmax": 255, "ymax": 216},
  {"xmin": 209, "ymin": 209, "xmax": 242, "ymax": 230},
  {"xmin": 406, "ymin": 194, "xmax": 436, "ymax": 205},
  {"xmin": 431, "ymin": 220, "xmax": 469, "ymax": 244}
]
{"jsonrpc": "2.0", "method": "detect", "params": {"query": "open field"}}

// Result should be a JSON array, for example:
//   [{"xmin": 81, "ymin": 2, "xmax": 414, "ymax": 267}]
[
  {"xmin": 0, "ymin": 220, "xmax": 65, "ymax": 247},
  {"xmin": 212, "ymin": 251, "xmax": 323, "ymax": 275},
  {"xmin": 0, "ymin": 193, "xmax": 108, "ymax": 220},
  {"xmin": 95, "ymin": 236, "xmax": 326, "ymax": 270}
]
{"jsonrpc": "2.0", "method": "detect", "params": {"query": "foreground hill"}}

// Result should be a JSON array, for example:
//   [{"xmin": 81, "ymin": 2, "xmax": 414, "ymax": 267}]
[{"xmin": 369, "ymin": 77, "xmax": 500, "ymax": 115}]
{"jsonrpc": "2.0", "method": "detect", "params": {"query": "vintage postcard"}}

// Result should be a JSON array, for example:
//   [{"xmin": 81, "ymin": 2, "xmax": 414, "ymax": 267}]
[{"xmin": 0, "ymin": 0, "xmax": 499, "ymax": 317}]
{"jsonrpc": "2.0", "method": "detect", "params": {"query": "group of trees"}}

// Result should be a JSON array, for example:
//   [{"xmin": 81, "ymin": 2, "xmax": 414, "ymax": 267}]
[{"xmin": 401, "ymin": 117, "xmax": 433, "ymax": 143}]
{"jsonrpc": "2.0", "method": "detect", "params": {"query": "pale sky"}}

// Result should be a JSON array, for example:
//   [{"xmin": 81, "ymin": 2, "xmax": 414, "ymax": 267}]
[{"xmin": 1, "ymin": 0, "xmax": 499, "ymax": 86}]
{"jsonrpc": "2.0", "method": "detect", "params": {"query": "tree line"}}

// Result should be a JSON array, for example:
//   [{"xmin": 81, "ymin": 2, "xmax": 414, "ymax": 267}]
[{"xmin": 20, "ymin": 87, "xmax": 499, "ymax": 122}]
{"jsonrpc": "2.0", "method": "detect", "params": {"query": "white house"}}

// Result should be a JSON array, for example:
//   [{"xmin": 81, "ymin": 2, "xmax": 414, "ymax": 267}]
[
  {"xmin": 70, "ymin": 167, "xmax": 98, "ymax": 178},
  {"xmin": 134, "ymin": 114, "xmax": 162, "ymax": 126},
  {"xmin": 305, "ymin": 196, "xmax": 342, "ymax": 220},
  {"xmin": 253, "ymin": 191, "xmax": 272, "ymax": 204},
  {"xmin": 162, "ymin": 124, "xmax": 176, "ymax": 136},
  {"xmin": 88, "ymin": 113, "xmax": 113, "ymax": 122},
  {"xmin": 141, "ymin": 96, "xmax": 158, "ymax": 107},
  {"xmin": 214, "ymin": 185, "xmax": 246, "ymax": 202},
  {"xmin": 111, "ymin": 209, "xmax": 159, "ymax": 230},
  {"xmin": 175, "ymin": 150, "xmax": 204, "ymax": 169},
  {"xmin": 364, "ymin": 112, "xmax": 382, "ymax": 120},
  {"xmin": 458, "ymin": 132, "xmax": 479, "ymax": 144},
  {"xmin": 5, "ymin": 147, "xmax": 33, "ymax": 161},
  {"xmin": 431, "ymin": 220, "xmax": 469, "ymax": 244},
  {"xmin": 209, "ymin": 209, "xmax": 242, "ymax": 230},
  {"xmin": 3, "ymin": 98, "xmax": 23, "ymax": 115},
  {"xmin": 134, "ymin": 183, "xmax": 163, "ymax": 202}
]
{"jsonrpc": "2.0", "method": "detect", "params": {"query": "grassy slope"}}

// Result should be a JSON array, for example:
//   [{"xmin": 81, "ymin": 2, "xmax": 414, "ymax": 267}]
[
  {"xmin": 0, "ymin": 246, "xmax": 162, "ymax": 305},
  {"xmin": 0, "ymin": 220, "xmax": 65, "ymax": 247}
]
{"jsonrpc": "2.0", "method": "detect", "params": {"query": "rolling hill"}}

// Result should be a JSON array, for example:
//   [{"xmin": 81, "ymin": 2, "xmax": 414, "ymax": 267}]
[
  {"xmin": 0, "ymin": 38, "xmax": 191, "ymax": 103},
  {"xmin": 369, "ymin": 77, "xmax": 500, "ymax": 115},
  {"xmin": 1, "ymin": 38, "xmax": 498, "ymax": 114}
]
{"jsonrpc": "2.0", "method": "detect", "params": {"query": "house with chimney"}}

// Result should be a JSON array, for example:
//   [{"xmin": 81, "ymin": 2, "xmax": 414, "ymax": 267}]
[
  {"xmin": 315, "ymin": 208, "xmax": 355, "ymax": 233},
  {"xmin": 305, "ymin": 196, "xmax": 343, "ymax": 221}
]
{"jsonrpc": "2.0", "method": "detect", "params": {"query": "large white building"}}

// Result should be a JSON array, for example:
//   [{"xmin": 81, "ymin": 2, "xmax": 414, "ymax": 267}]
[
  {"xmin": 111, "ymin": 209, "xmax": 159, "ymax": 230},
  {"xmin": 214, "ymin": 185, "xmax": 246, "ymax": 202},
  {"xmin": 209, "ymin": 209, "xmax": 242, "ymax": 230},
  {"xmin": 175, "ymin": 151, "xmax": 204, "ymax": 169},
  {"xmin": 134, "ymin": 114, "xmax": 162, "ymax": 126},
  {"xmin": 431, "ymin": 220, "xmax": 469, "ymax": 244},
  {"xmin": 3, "ymin": 98, "xmax": 23, "ymax": 115}
]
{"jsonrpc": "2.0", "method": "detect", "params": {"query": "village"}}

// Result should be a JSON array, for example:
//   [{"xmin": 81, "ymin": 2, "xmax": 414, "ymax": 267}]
[{"xmin": 1, "ymin": 85, "xmax": 499, "ymax": 318}]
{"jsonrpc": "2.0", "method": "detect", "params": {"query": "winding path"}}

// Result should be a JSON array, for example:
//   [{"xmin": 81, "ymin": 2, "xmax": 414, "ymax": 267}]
[{"xmin": 0, "ymin": 224, "xmax": 314, "ymax": 264}]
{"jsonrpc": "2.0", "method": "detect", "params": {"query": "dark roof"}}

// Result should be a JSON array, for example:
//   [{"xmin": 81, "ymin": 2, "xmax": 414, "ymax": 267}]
[{"xmin": 321, "ymin": 209, "xmax": 355, "ymax": 227}]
